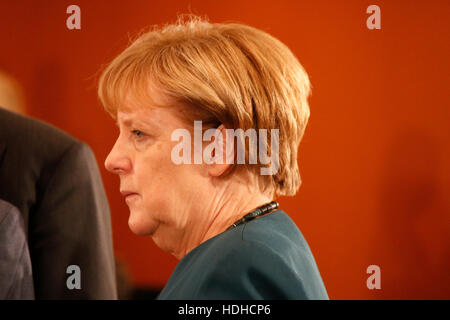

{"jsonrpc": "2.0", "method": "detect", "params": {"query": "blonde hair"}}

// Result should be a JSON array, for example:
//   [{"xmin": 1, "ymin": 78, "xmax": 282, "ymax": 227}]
[{"xmin": 98, "ymin": 14, "xmax": 311, "ymax": 197}]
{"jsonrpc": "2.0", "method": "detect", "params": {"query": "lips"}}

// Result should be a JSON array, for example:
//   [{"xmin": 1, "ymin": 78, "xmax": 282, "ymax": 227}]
[
  {"xmin": 120, "ymin": 191, "xmax": 139, "ymax": 203},
  {"xmin": 120, "ymin": 190, "xmax": 138, "ymax": 197}
]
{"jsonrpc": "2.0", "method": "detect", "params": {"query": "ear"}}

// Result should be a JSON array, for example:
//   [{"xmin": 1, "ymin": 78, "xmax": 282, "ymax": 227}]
[{"xmin": 206, "ymin": 124, "xmax": 233, "ymax": 177}]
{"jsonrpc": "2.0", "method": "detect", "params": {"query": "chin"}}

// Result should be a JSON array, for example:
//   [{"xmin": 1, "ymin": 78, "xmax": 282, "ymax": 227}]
[{"xmin": 128, "ymin": 212, "xmax": 157, "ymax": 236}]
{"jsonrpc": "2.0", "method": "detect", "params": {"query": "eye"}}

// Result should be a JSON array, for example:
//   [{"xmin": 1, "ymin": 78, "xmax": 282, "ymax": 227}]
[
  {"xmin": 132, "ymin": 129, "xmax": 145, "ymax": 138},
  {"xmin": 131, "ymin": 129, "xmax": 149, "ymax": 143},
  {"xmin": 130, "ymin": 128, "xmax": 154, "ymax": 150}
]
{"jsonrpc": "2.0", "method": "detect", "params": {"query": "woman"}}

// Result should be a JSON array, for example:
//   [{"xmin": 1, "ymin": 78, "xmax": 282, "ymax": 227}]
[{"xmin": 99, "ymin": 15, "xmax": 328, "ymax": 299}]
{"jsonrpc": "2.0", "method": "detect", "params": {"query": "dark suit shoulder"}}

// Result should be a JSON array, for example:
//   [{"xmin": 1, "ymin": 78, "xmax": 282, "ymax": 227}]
[
  {"xmin": 0, "ymin": 108, "xmax": 88, "ymax": 228},
  {"xmin": 0, "ymin": 108, "xmax": 79, "ymax": 156}
]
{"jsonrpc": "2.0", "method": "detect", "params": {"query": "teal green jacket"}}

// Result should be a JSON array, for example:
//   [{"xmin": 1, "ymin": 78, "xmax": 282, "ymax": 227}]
[{"xmin": 158, "ymin": 210, "xmax": 329, "ymax": 300}]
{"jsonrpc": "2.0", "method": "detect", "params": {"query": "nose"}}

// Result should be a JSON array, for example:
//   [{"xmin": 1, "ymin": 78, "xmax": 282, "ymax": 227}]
[{"xmin": 105, "ymin": 137, "xmax": 132, "ymax": 175}]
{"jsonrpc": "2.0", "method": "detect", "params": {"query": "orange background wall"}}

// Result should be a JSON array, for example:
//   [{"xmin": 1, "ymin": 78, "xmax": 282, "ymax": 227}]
[{"xmin": 0, "ymin": 0, "xmax": 448, "ymax": 299}]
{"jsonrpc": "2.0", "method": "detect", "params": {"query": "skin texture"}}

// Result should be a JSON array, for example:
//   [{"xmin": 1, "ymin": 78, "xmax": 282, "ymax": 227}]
[{"xmin": 105, "ymin": 88, "xmax": 273, "ymax": 260}]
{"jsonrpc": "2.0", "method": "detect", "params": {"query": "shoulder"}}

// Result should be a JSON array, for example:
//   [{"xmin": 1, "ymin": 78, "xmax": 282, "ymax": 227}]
[
  {"xmin": 207, "ymin": 211, "xmax": 312, "ymax": 264},
  {"xmin": 190, "ymin": 211, "xmax": 329, "ymax": 299},
  {"xmin": 0, "ymin": 108, "xmax": 91, "ymax": 172},
  {"xmin": 0, "ymin": 108, "xmax": 96, "ymax": 180},
  {"xmin": 0, "ymin": 108, "xmax": 97, "ymax": 219},
  {"xmin": 0, "ymin": 108, "xmax": 78, "ymax": 149}
]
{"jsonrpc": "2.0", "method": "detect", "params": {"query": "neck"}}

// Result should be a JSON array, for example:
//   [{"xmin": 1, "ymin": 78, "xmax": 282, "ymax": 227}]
[{"xmin": 174, "ymin": 190, "xmax": 273, "ymax": 260}]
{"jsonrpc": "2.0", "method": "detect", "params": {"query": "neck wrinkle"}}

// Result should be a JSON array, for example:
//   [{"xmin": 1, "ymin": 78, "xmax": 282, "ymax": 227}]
[{"xmin": 197, "ymin": 193, "xmax": 273, "ymax": 254}]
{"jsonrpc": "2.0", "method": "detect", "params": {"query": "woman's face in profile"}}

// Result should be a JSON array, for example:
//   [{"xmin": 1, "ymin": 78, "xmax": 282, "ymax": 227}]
[{"xmin": 104, "ymin": 103, "xmax": 209, "ymax": 252}]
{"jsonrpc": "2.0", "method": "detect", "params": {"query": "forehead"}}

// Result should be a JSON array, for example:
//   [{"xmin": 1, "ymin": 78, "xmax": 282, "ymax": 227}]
[
  {"xmin": 117, "ymin": 106, "xmax": 186, "ymax": 130},
  {"xmin": 115, "ymin": 82, "xmax": 190, "ymax": 128}
]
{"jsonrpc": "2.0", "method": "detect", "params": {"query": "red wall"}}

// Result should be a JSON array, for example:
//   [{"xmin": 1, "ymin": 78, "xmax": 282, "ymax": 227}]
[{"xmin": 1, "ymin": 0, "xmax": 448, "ymax": 299}]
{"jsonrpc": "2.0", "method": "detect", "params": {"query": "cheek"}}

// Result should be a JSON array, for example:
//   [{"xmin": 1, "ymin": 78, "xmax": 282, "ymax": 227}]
[
  {"xmin": 134, "ymin": 142, "xmax": 205, "ymax": 212},
  {"xmin": 137, "ymin": 141, "xmax": 197, "ymax": 185},
  {"xmin": 133, "ymin": 143, "xmax": 185, "ymax": 208}
]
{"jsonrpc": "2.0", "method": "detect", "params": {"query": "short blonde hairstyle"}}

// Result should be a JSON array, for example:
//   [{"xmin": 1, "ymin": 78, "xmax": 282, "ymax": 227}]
[{"xmin": 98, "ymin": 14, "xmax": 311, "ymax": 197}]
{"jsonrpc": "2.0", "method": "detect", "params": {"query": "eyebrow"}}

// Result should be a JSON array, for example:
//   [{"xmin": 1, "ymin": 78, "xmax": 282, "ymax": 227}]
[{"xmin": 119, "ymin": 116, "xmax": 162, "ymax": 131}]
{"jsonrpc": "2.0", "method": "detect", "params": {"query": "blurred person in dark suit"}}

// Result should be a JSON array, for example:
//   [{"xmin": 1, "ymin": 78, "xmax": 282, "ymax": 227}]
[
  {"xmin": 0, "ymin": 107, "xmax": 117, "ymax": 299},
  {"xmin": 0, "ymin": 199, "xmax": 34, "ymax": 299}
]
